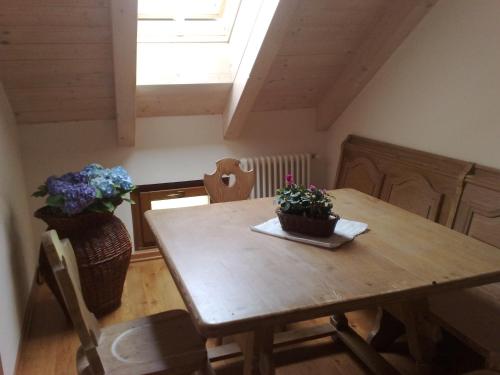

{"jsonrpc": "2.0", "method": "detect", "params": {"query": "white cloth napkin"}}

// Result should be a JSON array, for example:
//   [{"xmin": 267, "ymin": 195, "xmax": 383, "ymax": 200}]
[{"xmin": 250, "ymin": 217, "xmax": 368, "ymax": 249}]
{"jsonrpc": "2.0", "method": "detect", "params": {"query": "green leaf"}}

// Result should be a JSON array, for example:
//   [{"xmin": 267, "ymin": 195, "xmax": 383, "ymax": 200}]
[
  {"xmin": 46, "ymin": 195, "xmax": 64, "ymax": 207},
  {"xmin": 95, "ymin": 189, "xmax": 103, "ymax": 199},
  {"xmin": 32, "ymin": 185, "xmax": 48, "ymax": 197},
  {"xmin": 102, "ymin": 200, "xmax": 115, "ymax": 212}
]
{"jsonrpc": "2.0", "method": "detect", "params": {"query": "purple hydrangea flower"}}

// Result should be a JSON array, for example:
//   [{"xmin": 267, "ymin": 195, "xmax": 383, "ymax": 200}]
[
  {"xmin": 62, "ymin": 183, "xmax": 96, "ymax": 215},
  {"xmin": 60, "ymin": 172, "xmax": 88, "ymax": 184},
  {"xmin": 46, "ymin": 176, "xmax": 69, "ymax": 196},
  {"xmin": 38, "ymin": 163, "xmax": 134, "ymax": 216}
]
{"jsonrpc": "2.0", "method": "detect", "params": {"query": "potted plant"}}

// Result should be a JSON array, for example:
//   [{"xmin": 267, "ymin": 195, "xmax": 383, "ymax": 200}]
[
  {"xmin": 33, "ymin": 163, "xmax": 135, "ymax": 316},
  {"xmin": 276, "ymin": 174, "xmax": 339, "ymax": 237}
]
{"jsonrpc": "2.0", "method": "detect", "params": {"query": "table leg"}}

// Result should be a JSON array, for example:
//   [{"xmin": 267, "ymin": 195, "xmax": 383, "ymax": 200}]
[
  {"xmin": 399, "ymin": 299, "xmax": 436, "ymax": 375},
  {"xmin": 236, "ymin": 327, "xmax": 275, "ymax": 375},
  {"xmin": 367, "ymin": 307, "xmax": 405, "ymax": 350}
]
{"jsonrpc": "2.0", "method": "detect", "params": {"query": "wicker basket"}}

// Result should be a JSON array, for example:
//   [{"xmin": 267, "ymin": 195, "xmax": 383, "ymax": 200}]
[
  {"xmin": 36, "ymin": 207, "xmax": 132, "ymax": 316},
  {"xmin": 276, "ymin": 209, "xmax": 340, "ymax": 237}
]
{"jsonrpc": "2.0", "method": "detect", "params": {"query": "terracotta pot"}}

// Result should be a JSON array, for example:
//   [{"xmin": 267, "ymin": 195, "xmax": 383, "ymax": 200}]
[
  {"xmin": 276, "ymin": 209, "xmax": 340, "ymax": 237},
  {"xmin": 36, "ymin": 207, "xmax": 132, "ymax": 316}
]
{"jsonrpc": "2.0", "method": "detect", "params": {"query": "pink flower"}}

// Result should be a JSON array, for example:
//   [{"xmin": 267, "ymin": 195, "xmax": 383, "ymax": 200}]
[
  {"xmin": 285, "ymin": 174, "xmax": 294, "ymax": 184},
  {"xmin": 309, "ymin": 184, "xmax": 317, "ymax": 190}
]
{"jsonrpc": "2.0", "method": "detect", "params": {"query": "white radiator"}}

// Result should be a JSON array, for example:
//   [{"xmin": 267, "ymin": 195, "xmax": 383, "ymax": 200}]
[{"xmin": 240, "ymin": 153, "xmax": 313, "ymax": 199}]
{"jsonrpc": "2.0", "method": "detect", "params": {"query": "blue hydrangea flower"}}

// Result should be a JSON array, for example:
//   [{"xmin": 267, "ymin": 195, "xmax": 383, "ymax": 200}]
[
  {"xmin": 109, "ymin": 166, "xmax": 134, "ymax": 191},
  {"xmin": 38, "ymin": 163, "xmax": 134, "ymax": 216},
  {"xmin": 90, "ymin": 176, "xmax": 116, "ymax": 198},
  {"xmin": 81, "ymin": 163, "xmax": 106, "ymax": 179}
]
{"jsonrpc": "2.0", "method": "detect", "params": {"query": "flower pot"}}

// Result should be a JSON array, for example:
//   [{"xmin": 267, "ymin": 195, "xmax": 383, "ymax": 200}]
[
  {"xmin": 36, "ymin": 207, "xmax": 132, "ymax": 316},
  {"xmin": 276, "ymin": 209, "xmax": 340, "ymax": 237}
]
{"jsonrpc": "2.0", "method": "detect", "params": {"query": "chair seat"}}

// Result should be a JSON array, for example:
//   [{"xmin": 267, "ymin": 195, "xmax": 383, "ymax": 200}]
[
  {"xmin": 429, "ymin": 283, "xmax": 500, "ymax": 364},
  {"xmin": 78, "ymin": 310, "xmax": 207, "ymax": 375}
]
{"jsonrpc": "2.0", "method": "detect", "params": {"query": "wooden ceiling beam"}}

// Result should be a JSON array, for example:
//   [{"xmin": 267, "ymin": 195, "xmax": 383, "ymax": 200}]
[
  {"xmin": 111, "ymin": 0, "xmax": 137, "ymax": 146},
  {"xmin": 316, "ymin": 0, "xmax": 439, "ymax": 131},
  {"xmin": 223, "ymin": 0, "xmax": 299, "ymax": 139}
]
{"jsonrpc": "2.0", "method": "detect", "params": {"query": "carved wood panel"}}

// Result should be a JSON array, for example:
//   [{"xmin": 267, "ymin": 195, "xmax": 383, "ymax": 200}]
[
  {"xmin": 336, "ymin": 157, "xmax": 385, "ymax": 197},
  {"xmin": 336, "ymin": 135, "xmax": 473, "ymax": 226},
  {"xmin": 380, "ymin": 174, "xmax": 443, "ymax": 221},
  {"xmin": 453, "ymin": 166, "xmax": 500, "ymax": 248}
]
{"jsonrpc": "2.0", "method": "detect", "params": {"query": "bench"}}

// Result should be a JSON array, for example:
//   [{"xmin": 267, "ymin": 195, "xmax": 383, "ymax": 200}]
[
  {"xmin": 428, "ymin": 166, "xmax": 500, "ymax": 371},
  {"xmin": 336, "ymin": 136, "xmax": 500, "ymax": 371}
]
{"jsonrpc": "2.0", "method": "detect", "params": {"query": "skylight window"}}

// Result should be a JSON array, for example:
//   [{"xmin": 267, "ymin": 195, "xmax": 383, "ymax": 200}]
[{"xmin": 138, "ymin": 0, "xmax": 241, "ymax": 43}]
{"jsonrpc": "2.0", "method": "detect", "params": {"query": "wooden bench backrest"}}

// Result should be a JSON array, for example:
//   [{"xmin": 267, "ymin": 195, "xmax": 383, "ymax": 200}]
[
  {"xmin": 452, "ymin": 166, "xmax": 500, "ymax": 248},
  {"xmin": 336, "ymin": 135, "xmax": 473, "ymax": 227},
  {"xmin": 42, "ymin": 230, "xmax": 105, "ymax": 374},
  {"xmin": 204, "ymin": 158, "xmax": 256, "ymax": 203}
]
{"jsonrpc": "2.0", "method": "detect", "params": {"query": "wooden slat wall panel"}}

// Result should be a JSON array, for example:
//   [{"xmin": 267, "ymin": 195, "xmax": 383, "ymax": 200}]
[
  {"xmin": 0, "ymin": 26, "xmax": 111, "ymax": 44},
  {"xmin": 7, "ymin": 86, "xmax": 115, "ymax": 112},
  {"xmin": 0, "ymin": 0, "xmax": 115, "ymax": 124},
  {"xmin": 1, "ymin": 60, "xmax": 114, "ymax": 89},
  {"xmin": 17, "ymin": 106, "xmax": 116, "ymax": 124},
  {"xmin": 0, "ymin": 6, "xmax": 110, "ymax": 27},
  {"xmin": 0, "ymin": 44, "xmax": 112, "ymax": 60},
  {"xmin": 137, "ymin": 84, "xmax": 231, "ymax": 117},
  {"xmin": 336, "ymin": 135, "xmax": 473, "ymax": 227},
  {"xmin": 0, "ymin": 0, "xmax": 109, "ymax": 7},
  {"xmin": 253, "ymin": 0, "xmax": 388, "ymax": 112}
]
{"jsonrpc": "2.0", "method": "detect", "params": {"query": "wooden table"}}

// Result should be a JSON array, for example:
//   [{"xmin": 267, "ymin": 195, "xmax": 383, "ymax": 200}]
[{"xmin": 146, "ymin": 189, "xmax": 500, "ymax": 374}]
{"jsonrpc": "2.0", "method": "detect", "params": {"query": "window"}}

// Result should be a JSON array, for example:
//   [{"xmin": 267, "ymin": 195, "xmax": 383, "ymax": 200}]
[
  {"xmin": 137, "ymin": 0, "xmax": 242, "ymax": 43},
  {"xmin": 131, "ymin": 180, "xmax": 210, "ymax": 250}
]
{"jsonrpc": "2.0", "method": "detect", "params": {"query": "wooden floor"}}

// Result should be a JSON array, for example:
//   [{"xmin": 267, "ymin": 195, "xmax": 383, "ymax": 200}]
[{"xmin": 16, "ymin": 259, "xmax": 476, "ymax": 375}]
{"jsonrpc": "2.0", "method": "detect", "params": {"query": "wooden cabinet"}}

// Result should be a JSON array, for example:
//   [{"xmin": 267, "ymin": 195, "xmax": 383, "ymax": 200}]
[{"xmin": 336, "ymin": 135, "xmax": 472, "ymax": 226}]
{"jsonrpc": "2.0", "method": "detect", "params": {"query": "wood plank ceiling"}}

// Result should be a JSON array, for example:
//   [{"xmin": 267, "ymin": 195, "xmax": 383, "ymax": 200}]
[
  {"xmin": 0, "ymin": 0, "xmax": 436, "ymax": 133},
  {"xmin": 253, "ymin": 0, "xmax": 390, "ymax": 112},
  {"xmin": 0, "ymin": 0, "xmax": 116, "ymax": 124}
]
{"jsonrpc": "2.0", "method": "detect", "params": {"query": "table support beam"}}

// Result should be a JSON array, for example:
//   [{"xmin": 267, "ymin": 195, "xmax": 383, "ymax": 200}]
[
  {"xmin": 208, "ymin": 323, "xmax": 337, "ymax": 363},
  {"xmin": 331, "ymin": 314, "xmax": 400, "ymax": 375}
]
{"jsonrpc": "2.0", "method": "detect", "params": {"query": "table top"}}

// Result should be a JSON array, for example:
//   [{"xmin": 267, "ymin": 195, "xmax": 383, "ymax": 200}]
[{"xmin": 146, "ymin": 189, "xmax": 500, "ymax": 337}]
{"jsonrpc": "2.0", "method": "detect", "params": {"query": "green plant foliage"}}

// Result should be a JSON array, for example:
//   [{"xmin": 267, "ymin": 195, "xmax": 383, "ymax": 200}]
[{"xmin": 276, "ymin": 174, "xmax": 333, "ymax": 219}]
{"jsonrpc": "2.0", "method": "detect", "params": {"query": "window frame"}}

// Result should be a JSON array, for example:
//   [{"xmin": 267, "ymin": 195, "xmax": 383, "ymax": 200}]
[
  {"xmin": 131, "ymin": 180, "xmax": 209, "ymax": 250},
  {"xmin": 131, "ymin": 178, "xmax": 227, "ymax": 250},
  {"xmin": 137, "ymin": 0, "xmax": 241, "ymax": 43}
]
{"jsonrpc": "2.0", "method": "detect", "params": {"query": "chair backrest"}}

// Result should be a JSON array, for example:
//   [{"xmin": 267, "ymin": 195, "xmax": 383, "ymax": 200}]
[
  {"xmin": 203, "ymin": 158, "xmax": 256, "ymax": 203},
  {"xmin": 42, "ymin": 230, "xmax": 105, "ymax": 374}
]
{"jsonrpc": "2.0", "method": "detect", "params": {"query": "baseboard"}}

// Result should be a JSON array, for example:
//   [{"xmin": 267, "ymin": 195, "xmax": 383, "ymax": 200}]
[
  {"xmin": 13, "ymin": 271, "xmax": 39, "ymax": 375},
  {"xmin": 130, "ymin": 248, "xmax": 162, "ymax": 263}
]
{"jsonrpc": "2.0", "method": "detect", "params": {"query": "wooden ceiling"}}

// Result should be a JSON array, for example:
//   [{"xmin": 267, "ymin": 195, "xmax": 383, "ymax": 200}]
[
  {"xmin": 0, "ymin": 0, "xmax": 116, "ymax": 124},
  {"xmin": 0, "ymin": 0, "xmax": 437, "ymax": 140},
  {"xmin": 253, "ymin": 0, "xmax": 389, "ymax": 112}
]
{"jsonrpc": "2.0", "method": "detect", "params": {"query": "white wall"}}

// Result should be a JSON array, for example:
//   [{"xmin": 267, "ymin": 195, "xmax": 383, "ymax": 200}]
[
  {"xmin": 0, "ymin": 84, "xmax": 36, "ymax": 375},
  {"xmin": 19, "ymin": 108, "xmax": 327, "ymax": 246},
  {"xmin": 326, "ymin": 0, "xmax": 500, "ymax": 186}
]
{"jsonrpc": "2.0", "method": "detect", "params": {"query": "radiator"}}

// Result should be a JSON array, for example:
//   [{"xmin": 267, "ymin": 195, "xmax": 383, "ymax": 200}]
[{"xmin": 240, "ymin": 153, "xmax": 313, "ymax": 199}]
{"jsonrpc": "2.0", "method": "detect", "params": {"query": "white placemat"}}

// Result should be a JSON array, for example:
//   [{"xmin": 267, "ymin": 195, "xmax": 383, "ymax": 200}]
[{"xmin": 250, "ymin": 217, "xmax": 368, "ymax": 249}]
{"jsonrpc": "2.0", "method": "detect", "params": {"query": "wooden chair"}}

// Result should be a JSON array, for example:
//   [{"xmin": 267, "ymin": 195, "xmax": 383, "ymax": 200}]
[
  {"xmin": 203, "ymin": 158, "xmax": 256, "ymax": 203},
  {"xmin": 42, "ymin": 230, "xmax": 213, "ymax": 375}
]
